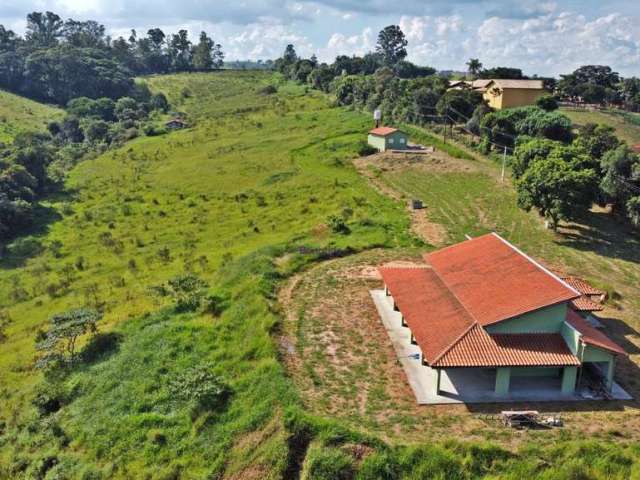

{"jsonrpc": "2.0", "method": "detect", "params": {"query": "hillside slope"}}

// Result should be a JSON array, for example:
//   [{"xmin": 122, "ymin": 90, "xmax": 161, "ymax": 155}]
[
  {"xmin": 561, "ymin": 107, "xmax": 640, "ymax": 145},
  {"xmin": 0, "ymin": 89, "xmax": 64, "ymax": 143},
  {"xmin": 0, "ymin": 71, "xmax": 411, "ymax": 479}
]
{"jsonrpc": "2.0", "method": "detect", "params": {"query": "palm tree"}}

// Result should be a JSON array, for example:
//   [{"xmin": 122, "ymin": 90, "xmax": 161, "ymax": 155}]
[{"xmin": 466, "ymin": 58, "xmax": 483, "ymax": 78}]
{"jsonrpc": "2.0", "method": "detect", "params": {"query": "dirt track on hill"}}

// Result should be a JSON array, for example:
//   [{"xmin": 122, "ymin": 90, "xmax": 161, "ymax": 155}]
[{"xmin": 353, "ymin": 152, "xmax": 452, "ymax": 247}]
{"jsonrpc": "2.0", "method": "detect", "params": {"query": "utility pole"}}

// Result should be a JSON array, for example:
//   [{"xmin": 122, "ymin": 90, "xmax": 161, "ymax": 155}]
[{"xmin": 501, "ymin": 145, "xmax": 507, "ymax": 183}]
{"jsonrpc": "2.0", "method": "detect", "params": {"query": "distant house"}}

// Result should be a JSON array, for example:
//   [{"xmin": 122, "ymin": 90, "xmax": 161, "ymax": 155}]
[
  {"xmin": 165, "ymin": 118, "xmax": 187, "ymax": 130},
  {"xmin": 377, "ymin": 233, "xmax": 626, "ymax": 399},
  {"xmin": 448, "ymin": 79, "xmax": 547, "ymax": 110},
  {"xmin": 368, "ymin": 127, "xmax": 408, "ymax": 152}
]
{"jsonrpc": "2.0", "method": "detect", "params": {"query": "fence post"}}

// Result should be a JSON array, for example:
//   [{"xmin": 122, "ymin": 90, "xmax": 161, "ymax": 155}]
[{"xmin": 501, "ymin": 146, "xmax": 507, "ymax": 183}]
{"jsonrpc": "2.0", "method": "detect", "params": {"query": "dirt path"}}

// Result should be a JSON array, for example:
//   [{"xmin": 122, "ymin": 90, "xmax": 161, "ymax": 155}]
[{"xmin": 354, "ymin": 153, "xmax": 448, "ymax": 246}]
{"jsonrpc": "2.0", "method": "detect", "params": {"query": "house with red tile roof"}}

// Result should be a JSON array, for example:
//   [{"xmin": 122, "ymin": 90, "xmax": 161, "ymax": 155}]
[
  {"xmin": 367, "ymin": 127, "xmax": 408, "ymax": 152},
  {"xmin": 378, "ymin": 233, "xmax": 626, "ymax": 398}
]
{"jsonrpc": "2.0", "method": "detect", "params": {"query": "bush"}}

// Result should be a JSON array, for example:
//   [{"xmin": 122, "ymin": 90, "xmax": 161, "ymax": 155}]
[
  {"xmin": 258, "ymin": 85, "xmax": 278, "ymax": 95},
  {"xmin": 536, "ymin": 94, "xmax": 559, "ymax": 111},
  {"xmin": 168, "ymin": 364, "xmax": 231, "ymax": 417},
  {"xmin": 327, "ymin": 215, "xmax": 350, "ymax": 234},
  {"xmin": 203, "ymin": 293, "xmax": 229, "ymax": 317}
]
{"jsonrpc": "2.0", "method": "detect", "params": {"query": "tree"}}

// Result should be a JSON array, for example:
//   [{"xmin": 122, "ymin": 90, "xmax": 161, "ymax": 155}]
[
  {"xmin": 191, "ymin": 32, "xmax": 223, "ymax": 71},
  {"xmin": 466, "ymin": 58, "xmax": 483, "ymax": 77},
  {"xmin": 169, "ymin": 30, "xmax": 192, "ymax": 72},
  {"xmin": 283, "ymin": 44, "xmax": 297, "ymax": 64},
  {"xmin": 36, "ymin": 308, "xmax": 102, "ymax": 367},
  {"xmin": 516, "ymin": 157, "xmax": 598, "ymax": 229},
  {"xmin": 574, "ymin": 123, "xmax": 620, "ymax": 161},
  {"xmin": 25, "ymin": 11, "xmax": 64, "ymax": 47},
  {"xmin": 375, "ymin": 25, "xmax": 407, "ymax": 66},
  {"xmin": 481, "ymin": 67, "xmax": 524, "ymax": 79},
  {"xmin": 600, "ymin": 146, "xmax": 640, "ymax": 216},
  {"xmin": 63, "ymin": 19, "xmax": 106, "ymax": 48},
  {"xmin": 393, "ymin": 60, "xmax": 435, "ymax": 79}
]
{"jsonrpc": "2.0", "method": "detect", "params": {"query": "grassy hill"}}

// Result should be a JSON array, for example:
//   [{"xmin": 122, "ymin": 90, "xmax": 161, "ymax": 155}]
[
  {"xmin": 0, "ymin": 71, "xmax": 412, "ymax": 479},
  {"xmin": 0, "ymin": 89, "xmax": 64, "ymax": 143},
  {"xmin": 561, "ymin": 107, "xmax": 640, "ymax": 145},
  {"xmin": 1, "ymin": 72, "xmax": 640, "ymax": 479}
]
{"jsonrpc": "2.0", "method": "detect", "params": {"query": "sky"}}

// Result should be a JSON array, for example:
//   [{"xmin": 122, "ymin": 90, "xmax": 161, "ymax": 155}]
[{"xmin": 1, "ymin": 0, "xmax": 639, "ymax": 77}]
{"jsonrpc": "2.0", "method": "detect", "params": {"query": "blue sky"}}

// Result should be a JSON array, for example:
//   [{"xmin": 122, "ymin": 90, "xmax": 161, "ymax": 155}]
[{"xmin": 1, "ymin": 0, "xmax": 639, "ymax": 77}]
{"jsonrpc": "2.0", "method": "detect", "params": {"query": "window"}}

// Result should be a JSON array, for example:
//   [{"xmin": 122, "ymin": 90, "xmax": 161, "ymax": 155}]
[
  {"xmin": 399, "ymin": 138, "xmax": 405, "ymax": 144},
  {"xmin": 388, "ymin": 138, "xmax": 394, "ymax": 144}
]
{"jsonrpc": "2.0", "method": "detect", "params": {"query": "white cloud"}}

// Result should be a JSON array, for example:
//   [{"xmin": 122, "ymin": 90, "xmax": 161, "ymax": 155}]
[{"xmin": 318, "ymin": 27, "xmax": 374, "ymax": 61}]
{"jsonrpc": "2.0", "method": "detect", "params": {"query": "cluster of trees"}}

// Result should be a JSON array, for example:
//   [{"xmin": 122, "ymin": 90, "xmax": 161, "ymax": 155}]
[
  {"xmin": 511, "ymin": 122, "xmax": 640, "ymax": 228},
  {"xmin": 558, "ymin": 65, "xmax": 640, "ymax": 110},
  {"xmin": 0, "ymin": 11, "xmax": 224, "ymax": 105},
  {"xmin": 275, "ymin": 26, "xmax": 484, "ymax": 128},
  {"xmin": 1, "ymin": 84, "xmax": 169, "ymax": 241}
]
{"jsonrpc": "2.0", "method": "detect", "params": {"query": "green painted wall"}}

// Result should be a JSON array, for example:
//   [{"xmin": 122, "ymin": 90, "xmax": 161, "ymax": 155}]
[
  {"xmin": 486, "ymin": 303, "xmax": 568, "ymax": 334},
  {"xmin": 583, "ymin": 345, "xmax": 613, "ymax": 363},
  {"xmin": 367, "ymin": 134, "xmax": 386, "ymax": 152},
  {"xmin": 367, "ymin": 131, "xmax": 409, "ymax": 152},
  {"xmin": 495, "ymin": 367, "xmax": 511, "ymax": 395},
  {"xmin": 561, "ymin": 321, "xmax": 581, "ymax": 355},
  {"xmin": 561, "ymin": 366, "xmax": 578, "ymax": 394},
  {"xmin": 511, "ymin": 367, "xmax": 560, "ymax": 377}
]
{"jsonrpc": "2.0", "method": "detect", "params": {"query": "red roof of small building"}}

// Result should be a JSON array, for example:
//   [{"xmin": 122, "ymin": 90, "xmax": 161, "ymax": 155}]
[
  {"xmin": 559, "ymin": 276, "xmax": 604, "ymax": 296},
  {"xmin": 369, "ymin": 127, "xmax": 399, "ymax": 136},
  {"xmin": 570, "ymin": 297, "xmax": 604, "ymax": 312},
  {"xmin": 566, "ymin": 309, "xmax": 626, "ymax": 356},
  {"xmin": 434, "ymin": 326, "xmax": 580, "ymax": 368},
  {"xmin": 631, "ymin": 144, "xmax": 640, "ymax": 153},
  {"xmin": 379, "ymin": 267, "xmax": 475, "ymax": 364},
  {"xmin": 425, "ymin": 233, "xmax": 580, "ymax": 326}
]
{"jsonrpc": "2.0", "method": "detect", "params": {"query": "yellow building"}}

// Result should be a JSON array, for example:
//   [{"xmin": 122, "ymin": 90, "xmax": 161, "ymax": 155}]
[
  {"xmin": 448, "ymin": 79, "xmax": 547, "ymax": 110},
  {"xmin": 482, "ymin": 80, "xmax": 546, "ymax": 110}
]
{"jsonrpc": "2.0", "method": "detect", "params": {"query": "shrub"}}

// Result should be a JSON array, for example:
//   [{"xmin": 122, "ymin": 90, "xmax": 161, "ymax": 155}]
[
  {"xmin": 327, "ymin": 215, "xmax": 350, "ymax": 234},
  {"xmin": 168, "ymin": 364, "xmax": 231, "ymax": 417},
  {"xmin": 202, "ymin": 293, "xmax": 229, "ymax": 317},
  {"xmin": 536, "ymin": 94, "xmax": 559, "ymax": 111},
  {"xmin": 258, "ymin": 85, "xmax": 278, "ymax": 95}
]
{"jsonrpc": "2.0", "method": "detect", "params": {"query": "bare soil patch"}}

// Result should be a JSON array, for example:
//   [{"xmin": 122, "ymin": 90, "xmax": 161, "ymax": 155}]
[{"xmin": 354, "ymin": 152, "xmax": 455, "ymax": 246}]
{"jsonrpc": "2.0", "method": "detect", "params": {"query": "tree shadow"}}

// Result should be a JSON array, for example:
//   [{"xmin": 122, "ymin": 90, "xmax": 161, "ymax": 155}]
[
  {"xmin": 0, "ymin": 189, "xmax": 80, "ymax": 269},
  {"xmin": 79, "ymin": 332, "xmax": 123, "ymax": 365},
  {"xmin": 554, "ymin": 208, "xmax": 640, "ymax": 265}
]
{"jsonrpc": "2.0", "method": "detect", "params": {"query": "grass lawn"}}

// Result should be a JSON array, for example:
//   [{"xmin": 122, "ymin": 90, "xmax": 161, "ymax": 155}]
[
  {"xmin": 0, "ymin": 89, "xmax": 64, "ymax": 144},
  {"xmin": 560, "ymin": 107, "xmax": 640, "ymax": 145}
]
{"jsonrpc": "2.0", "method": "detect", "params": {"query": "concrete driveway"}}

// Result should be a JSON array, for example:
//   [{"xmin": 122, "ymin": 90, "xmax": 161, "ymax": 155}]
[{"xmin": 370, "ymin": 289, "xmax": 631, "ymax": 405}]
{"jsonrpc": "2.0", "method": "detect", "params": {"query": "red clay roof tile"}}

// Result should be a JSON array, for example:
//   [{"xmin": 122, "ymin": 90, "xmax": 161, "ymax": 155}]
[
  {"xmin": 369, "ymin": 127, "xmax": 399, "ymax": 136},
  {"xmin": 379, "ymin": 266, "xmax": 475, "ymax": 364},
  {"xmin": 434, "ymin": 326, "xmax": 580, "ymax": 367},
  {"xmin": 566, "ymin": 309, "xmax": 626, "ymax": 356},
  {"xmin": 425, "ymin": 233, "xmax": 579, "ymax": 326},
  {"xmin": 570, "ymin": 297, "xmax": 604, "ymax": 312}
]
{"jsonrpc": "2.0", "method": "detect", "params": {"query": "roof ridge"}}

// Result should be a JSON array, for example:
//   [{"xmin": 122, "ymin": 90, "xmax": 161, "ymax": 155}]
[
  {"xmin": 431, "ymin": 322, "xmax": 481, "ymax": 365},
  {"xmin": 490, "ymin": 233, "xmax": 581, "ymax": 298}
]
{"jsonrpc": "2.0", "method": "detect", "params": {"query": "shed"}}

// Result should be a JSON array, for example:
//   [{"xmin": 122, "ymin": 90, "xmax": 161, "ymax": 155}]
[
  {"xmin": 165, "ymin": 118, "xmax": 187, "ymax": 130},
  {"xmin": 368, "ymin": 127, "xmax": 408, "ymax": 152}
]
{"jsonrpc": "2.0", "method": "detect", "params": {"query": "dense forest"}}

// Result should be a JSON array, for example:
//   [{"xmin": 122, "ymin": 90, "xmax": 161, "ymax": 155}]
[{"xmin": 0, "ymin": 11, "xmax": 224, "ymax": 105}]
